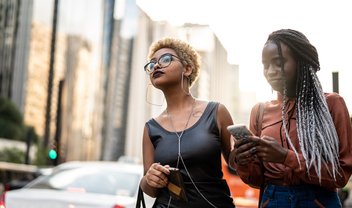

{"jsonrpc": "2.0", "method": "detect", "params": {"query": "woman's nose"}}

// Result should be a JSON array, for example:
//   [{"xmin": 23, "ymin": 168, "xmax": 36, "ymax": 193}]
[
  {"xmin": 153, "ymin": 63, "xmax": 162, "ymax": 70},
  {"xmin": 267, "ymin": 65, "xmax": 280, "ymax": 74}
]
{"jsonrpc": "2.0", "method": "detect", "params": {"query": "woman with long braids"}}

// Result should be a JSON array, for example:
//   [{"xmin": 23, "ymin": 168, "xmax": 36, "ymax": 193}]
[
  {"xmin": 229, "ymin": 29, "xmax": 352, "ymax": 207},
  {"xmin": 140, "ymin": 37, "xmax": 235, "ymax": 207}
]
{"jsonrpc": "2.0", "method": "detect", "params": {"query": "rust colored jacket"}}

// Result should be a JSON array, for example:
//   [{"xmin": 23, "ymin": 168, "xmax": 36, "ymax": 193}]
[{"xmin": 234, "ymin": 92, "xmax": 352, "ymax": 190}]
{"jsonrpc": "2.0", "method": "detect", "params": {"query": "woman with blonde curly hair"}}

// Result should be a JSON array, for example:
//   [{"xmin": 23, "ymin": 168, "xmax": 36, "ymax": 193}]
[{"xmin": 139, "ymin": 37, "xmax": 235, "ymax": 208}]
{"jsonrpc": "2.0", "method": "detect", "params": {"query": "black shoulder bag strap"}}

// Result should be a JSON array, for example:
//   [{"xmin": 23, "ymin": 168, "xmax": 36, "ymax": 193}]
[
  {"xmin": 136, "ymin": 186, "xmax": 146, "ymax": 208},
  {"xmin": 256, "ymin": 102, "xmax": 265, "ymax": 208}
]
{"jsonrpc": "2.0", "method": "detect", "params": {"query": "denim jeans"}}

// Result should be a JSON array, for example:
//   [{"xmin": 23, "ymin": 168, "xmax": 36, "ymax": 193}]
[{"xmin": 260, "ymin": 184, "xmax": 341, "ymax": 208}]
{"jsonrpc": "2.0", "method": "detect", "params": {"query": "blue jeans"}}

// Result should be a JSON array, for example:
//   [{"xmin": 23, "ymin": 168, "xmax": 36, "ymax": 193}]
[{"xmin": 260, "ymin": 184, "xmax": 341, "ymax": 208}]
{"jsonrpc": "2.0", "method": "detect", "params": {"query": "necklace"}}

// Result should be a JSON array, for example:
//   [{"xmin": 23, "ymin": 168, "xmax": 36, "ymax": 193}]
[
  {"xmin": 166, "ymin": 98, "xmax": 196, "ymax": 140},
  {"xmin": 166, "ymin": 98, "xmax": 196, "ymax": 167}
]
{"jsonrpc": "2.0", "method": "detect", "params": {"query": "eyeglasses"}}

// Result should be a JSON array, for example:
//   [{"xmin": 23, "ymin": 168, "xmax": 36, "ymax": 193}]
[{"xmin": 144, "ymin": 53, "xmax": 181, "ymax": 74}]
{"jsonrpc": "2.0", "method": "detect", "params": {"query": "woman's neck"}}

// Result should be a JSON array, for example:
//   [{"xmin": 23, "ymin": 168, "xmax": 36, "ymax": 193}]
[{"xmin": 165, "ymin": 94, "xmax": 195, "ymax": 112}]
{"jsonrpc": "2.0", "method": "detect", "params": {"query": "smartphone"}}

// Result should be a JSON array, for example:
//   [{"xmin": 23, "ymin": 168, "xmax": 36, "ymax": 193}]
[
  {"xmin": 227, "ymin": 124, "xmax": 253, "ymax": 140},
  {"xmin": 167, "ymin": 167, "xmax": 188, "ymax": 202}
]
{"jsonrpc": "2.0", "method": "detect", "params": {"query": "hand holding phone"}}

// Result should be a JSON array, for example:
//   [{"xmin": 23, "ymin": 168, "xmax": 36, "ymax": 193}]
[
  {"xmin": 167, "ymin": 167, "xmax": 188, "ymax": 202},
  {"xmin": 227, "ymin": 124, "xmax": 253, "ymax": 140}
]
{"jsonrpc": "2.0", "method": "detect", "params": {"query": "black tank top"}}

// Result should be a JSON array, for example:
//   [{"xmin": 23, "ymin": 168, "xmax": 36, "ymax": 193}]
[{"xmin": 146, "ymin": 102, "xmax": 235, "ymax": 208}]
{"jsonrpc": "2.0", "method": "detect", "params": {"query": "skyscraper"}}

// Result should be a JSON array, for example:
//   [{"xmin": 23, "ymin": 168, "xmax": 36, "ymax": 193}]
[{"xmin": 0, "ymin": 0, "xmax": 33, "ymax": 112}]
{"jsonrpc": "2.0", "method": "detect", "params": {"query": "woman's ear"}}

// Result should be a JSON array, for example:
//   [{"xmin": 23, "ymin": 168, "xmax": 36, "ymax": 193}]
[{"xmin": 183, "ymin": 65, "xmax": 193, "ymax": 77}]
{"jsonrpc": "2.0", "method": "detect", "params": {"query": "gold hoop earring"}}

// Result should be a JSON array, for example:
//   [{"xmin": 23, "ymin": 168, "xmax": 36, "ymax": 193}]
[{"xmin": 145, "ymin": 83, "xmax": 165, "ymax": 106}]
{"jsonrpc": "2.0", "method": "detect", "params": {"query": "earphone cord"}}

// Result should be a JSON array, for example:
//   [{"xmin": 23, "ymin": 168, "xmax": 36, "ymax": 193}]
[
  {"xmin": 167, "ymin": 137, "xmax": 218, "ymax": 208},
  {"xmin": 166, "ymin": 99, "xmax": 217, "ymax": 208},
  {"xmin": 166, "ymin": 136, "xmax": 182, "ymax": 208},
  {"xmin": 178, "ymin": 142, "xmax": 218, "ymax": 208}
]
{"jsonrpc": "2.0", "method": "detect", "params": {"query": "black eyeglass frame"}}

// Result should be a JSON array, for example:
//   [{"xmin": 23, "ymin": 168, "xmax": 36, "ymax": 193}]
[{"xmin": 144, "ymin": 53, "xmax": 181, "ymax": 74}]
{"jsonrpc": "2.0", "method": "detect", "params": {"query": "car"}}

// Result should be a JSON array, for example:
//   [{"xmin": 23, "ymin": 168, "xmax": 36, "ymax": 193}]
[
  {"xmin": 0, "ymin": 162, "xmax": 42, "ymax": 193},
  {"xmin": 0, "ymin": 161, "xmax": 155, "ymax": 208}
]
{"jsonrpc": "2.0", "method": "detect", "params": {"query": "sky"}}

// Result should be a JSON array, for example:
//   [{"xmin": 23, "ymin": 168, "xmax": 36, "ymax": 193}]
[{"xmin": 137, "ymin": 0, "xmax": 352, "ymax": 112}]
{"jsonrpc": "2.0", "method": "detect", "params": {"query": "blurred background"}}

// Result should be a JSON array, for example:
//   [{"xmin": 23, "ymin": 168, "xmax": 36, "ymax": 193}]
[{"xmin": 0, "ymin": 0, "xmax": 351, "ymax": 207}]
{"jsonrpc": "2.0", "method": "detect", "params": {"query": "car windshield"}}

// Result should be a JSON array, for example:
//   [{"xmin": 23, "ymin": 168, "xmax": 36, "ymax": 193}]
[{"xmin": 27, "ymin": 167, "xmax": 140, "ymax": 197}]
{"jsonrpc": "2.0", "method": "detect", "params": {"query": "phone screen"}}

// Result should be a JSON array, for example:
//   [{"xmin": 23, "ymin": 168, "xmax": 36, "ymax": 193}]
[{"xmin": 227, "ymin": 124, "xmax": 253, "ymax": 139}]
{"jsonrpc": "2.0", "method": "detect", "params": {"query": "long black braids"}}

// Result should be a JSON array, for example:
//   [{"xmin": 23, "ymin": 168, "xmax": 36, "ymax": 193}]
[{"xmin": 267, "ymin": 29, "xmax": 340, "ymax": 182}]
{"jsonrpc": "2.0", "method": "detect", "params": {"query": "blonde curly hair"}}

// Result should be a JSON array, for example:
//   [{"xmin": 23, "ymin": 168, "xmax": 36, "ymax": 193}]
[{"xmin": 147, "ymin": 37, "xmax": 201, "ymax": 87}]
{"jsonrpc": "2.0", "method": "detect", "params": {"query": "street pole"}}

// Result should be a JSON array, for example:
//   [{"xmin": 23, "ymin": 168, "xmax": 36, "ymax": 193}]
[
  {"xmin": 24, "ymin": 129, "xmax": 33, "ymax": 164},
  {"xmin": 44, "ymin": 0, "xmax": 59, "ymax": 149},
  {"xmin": 52, "ymin": 79, "xmax": 64, "ymax": 165},
  {"xmin": 332, "ymin": 72, "xmax": 339, "ymax": 94}
]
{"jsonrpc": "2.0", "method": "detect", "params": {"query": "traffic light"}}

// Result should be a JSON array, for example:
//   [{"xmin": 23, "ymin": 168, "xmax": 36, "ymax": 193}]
[
  {"xmin": 48, "ymin": 144, "xmax": 59, "ymax": 166},
  {"xmin": 48, "ymin": 149, "xmax": 58, "ymax": 160}
]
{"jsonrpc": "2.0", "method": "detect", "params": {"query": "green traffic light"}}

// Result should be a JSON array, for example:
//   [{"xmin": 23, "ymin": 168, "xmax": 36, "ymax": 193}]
[{"xmin": 49, "ymin": 149, "xmax": 57, "ymax": 160}]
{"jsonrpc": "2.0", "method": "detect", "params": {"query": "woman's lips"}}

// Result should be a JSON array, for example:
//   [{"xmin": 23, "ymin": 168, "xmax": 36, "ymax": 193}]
[
  {"xmin": 152, "ymin": 71, "xmax": 164, "ymax": 78},
  {"xmin": 268, "ymin": 78, "xmax": 282, "ymax": 82}
]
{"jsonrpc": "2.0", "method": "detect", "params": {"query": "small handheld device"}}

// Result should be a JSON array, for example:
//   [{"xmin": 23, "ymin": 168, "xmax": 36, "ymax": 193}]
[
  {"xmin": 227, "ymin": 124, "xmax": 253, "ymax": 140},
  {"xmin": 167, "ymin": 167, "xmax": 188, "ymax": 202}
]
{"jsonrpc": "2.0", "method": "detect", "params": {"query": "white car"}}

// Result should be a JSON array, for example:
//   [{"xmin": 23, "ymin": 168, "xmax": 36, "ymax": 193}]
[{"xmin": 0, "ymin": 161, "xmax": 155, "ymax": 208}]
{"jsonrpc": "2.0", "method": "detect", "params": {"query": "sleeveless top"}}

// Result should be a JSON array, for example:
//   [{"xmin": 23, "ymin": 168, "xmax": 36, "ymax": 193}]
[{"xmin": 146, "ymin": 102, "xmax": 235, "ymax": 208}]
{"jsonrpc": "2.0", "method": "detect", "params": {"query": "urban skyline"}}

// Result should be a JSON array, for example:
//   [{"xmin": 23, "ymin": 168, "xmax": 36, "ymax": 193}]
[
  {"xmin": 1, "ymin": 0, "xmax": 351, "ymax": 163},
  {"xmin": 1, "ymin": 0, "xmax": 242, "ymax": 163}
]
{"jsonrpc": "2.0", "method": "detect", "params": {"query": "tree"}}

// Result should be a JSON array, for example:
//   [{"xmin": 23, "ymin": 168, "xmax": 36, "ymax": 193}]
[
  {"xmin": 0, "ymin": 97, "xmax": 44, "ymax": 165},
  {"xmin": 0, "ymin": 96, "xmax": 25, "ymax": 140},
  {"xmin": 0, "ymin": 147, "xmax": 25, "ymax": 163}
]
